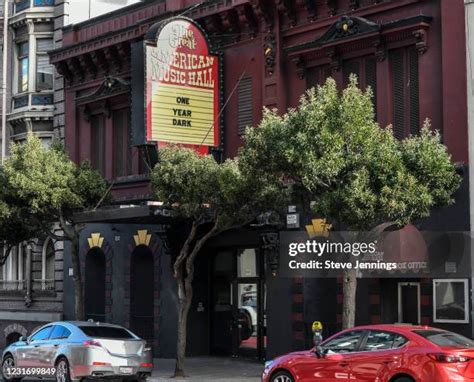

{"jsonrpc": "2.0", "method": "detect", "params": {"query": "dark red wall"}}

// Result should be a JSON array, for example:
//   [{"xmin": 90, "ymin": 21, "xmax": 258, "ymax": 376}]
[{"xmin": 53, "ymin": 0, "xmax": 468, "ymax": 191}]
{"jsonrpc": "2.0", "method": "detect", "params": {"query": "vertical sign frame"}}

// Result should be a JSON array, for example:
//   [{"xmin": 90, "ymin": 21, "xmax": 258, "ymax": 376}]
[{"xmin": 145, "ymin": 17, "xmax": 220, "ymax": 154}]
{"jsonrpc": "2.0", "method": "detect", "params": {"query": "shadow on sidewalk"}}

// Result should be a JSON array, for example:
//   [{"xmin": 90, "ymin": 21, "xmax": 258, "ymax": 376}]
[{"xmin": 150, "ymin": 357, "xmax": 263, "ymax": 382}]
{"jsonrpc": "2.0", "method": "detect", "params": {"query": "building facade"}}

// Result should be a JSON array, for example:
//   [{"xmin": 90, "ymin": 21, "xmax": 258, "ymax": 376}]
[
  {"xmin": 50, "ymin": 0, "xmax": 470, "ymax": 360},
  {"xmin": 0, "ymin": 0, "xmax": 145, "ymax": 350},
  {"xmin": 0, "ymin": 0, "xmax": 64, "ymax": 349}
]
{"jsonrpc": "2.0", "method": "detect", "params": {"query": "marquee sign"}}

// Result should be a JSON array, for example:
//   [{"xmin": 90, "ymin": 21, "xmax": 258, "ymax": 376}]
[{"xmin": 145, "ymin": 18, "xmax": 219, "ymax": 151}]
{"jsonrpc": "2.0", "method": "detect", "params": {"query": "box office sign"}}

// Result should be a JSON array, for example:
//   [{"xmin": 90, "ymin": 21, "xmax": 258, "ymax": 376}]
[{"xmin": 145, "ymin": 18, "xmax": 219, "ymax": 149}]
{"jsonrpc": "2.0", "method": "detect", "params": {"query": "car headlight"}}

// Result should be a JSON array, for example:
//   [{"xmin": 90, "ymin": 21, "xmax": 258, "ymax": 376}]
[{"xmin": 264, "ymin": 360, "xmax": 274, "ymax": 370}]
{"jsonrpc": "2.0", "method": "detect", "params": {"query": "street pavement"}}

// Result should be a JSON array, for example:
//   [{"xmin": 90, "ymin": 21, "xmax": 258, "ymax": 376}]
[
  {"xmin": 150, "ymin": 357, "xmax": 263, "ymax": 381},
  {"xmin": 0, "ymin": 357, "xmax": 263, "ymax": 382}
]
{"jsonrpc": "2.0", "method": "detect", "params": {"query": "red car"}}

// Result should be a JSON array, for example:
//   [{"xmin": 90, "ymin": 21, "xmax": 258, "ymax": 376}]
[{"xmin": 262, "ymin": 324, "xmax": 474, "ymax": 382}]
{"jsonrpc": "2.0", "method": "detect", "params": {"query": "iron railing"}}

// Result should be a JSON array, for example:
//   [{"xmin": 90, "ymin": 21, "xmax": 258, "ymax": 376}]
[
  {"xmin": 32, "ymin": 278, "xmax": 55, "ymax": 291},
  {"xmin": 0, "ymin": 280, "xmax": 25, "ymax": 291}
]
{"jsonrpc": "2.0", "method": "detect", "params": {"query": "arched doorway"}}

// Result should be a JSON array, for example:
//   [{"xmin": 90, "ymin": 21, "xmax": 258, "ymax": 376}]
[
  {"xmin": 85, "ymin": 247, "xmax": 106, "ymax": 321},
  {"xmin": 6, "ymin": 332, "xmax": 21, "ymax": 346},
  {"xmin": 130, "ymin": 245, "xmax": 154, "ymax": 344}
]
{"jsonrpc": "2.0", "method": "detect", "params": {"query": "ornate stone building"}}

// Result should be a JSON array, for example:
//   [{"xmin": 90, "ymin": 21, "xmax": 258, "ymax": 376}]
[
  {"xmin": 49, "ymin": 0, "xmax": 471, "ymax": 361},
  {"xmin": 0, "ymin": 0, "xmax": 64, "ymax": 348}
]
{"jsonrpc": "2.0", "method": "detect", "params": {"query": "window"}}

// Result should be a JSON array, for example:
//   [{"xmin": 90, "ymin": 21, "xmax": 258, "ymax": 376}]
[
  {"xmin": 14, "ymin": 0, "xmax": 30, "ymax": 13},
  {"xmin": 433, "ymin": 279, "xmax": 469, "ymax": 323},
  {"xmin": 17, "ymin": 42, "xmax": 29, "ymax": 93},
  {"xmin": 50, "ymin": 325, "xmax": 71, "ymax": 340},
  {"xmin": 34, "ymin": 0, "xmax": 54, "ymax": 5},
  {"xmin": 113, "ymin": 108, "xmax": 130, "ymax": 178},
  {"xmin": 1, "ymin": 244, "xmax": 26, "ymax": 291},
  {"xmin": 390, "ymin": 48, "xmax": 419, "ymax": 139},
  {"xmin": 91, "ymin": 114, "xmax": 106, "ymax": 176},
  {"xmin": 362, "ymin": 331, "xmax": 408, "ymax": 351},
  {"xmin": 237, "ymin": 76, "xmax": 253, "ymax": 135},
  {"xmin": 45, "ymin": 240, "xmax": 55, "ymax": 282},
  {"xmin": 79, "ymin": 326, "xmax": 134, "ymax": 339},
  {"xmin": 36, "ymin": 39, "xmax": 54, "ymax": 91},
  {"xmin": 34, "ymin": 238, "xmax": 55, "ymax": 291},
  {"xmin": 343, "ymin": 57, "xmax": 377, "ymax": 118},
  {"xmin": 323, "ymin": 330, "xmax": 364, "ymax": 353},
  {"xmin": 237, "ymin": 249, "xmax": 257, "ymax": 278},
  {"xmin": 306, "ymin": 65, "xmax": 332, "ymax": 89},
  {"xmin": 30, "ymin": 326, "xmax": 52, "ymax": 342},
  {"xmin": 41, "ymin": 137, "xmax": 52, "ymax": 149},
  {"xmin": 413, "ymin": 330, "xmax": 474, "ymax": 348}
]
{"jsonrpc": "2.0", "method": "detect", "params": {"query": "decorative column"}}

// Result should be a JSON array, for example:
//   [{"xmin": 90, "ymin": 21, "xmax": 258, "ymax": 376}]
[
  {"xmin": 24, "ymin": 244, "xmax": 32, "ymax": 307},
  {"xmin": 27, "ymin": 20, "xmax": 35, "ymax": 95}
]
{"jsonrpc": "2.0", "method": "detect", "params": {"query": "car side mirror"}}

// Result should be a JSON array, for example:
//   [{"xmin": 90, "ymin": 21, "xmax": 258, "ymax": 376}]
[
  {"xmin": 314, "ymin": 345, "xmax": 326, "ymax": 358},
  {"xmin": 19, "ymin": 336, "xmax": 27, "ymax": 342}
]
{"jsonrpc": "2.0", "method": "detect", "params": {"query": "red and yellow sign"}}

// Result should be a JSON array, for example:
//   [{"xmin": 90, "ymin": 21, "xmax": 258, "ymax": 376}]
[{"xmin": 146, "ymin": 18, "xmax": 219, "ymax": 151}]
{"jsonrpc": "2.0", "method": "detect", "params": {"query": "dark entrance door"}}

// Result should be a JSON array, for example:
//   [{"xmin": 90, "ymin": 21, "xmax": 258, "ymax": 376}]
[
  {"xmin": 398, "ymin": 282, "xmax": 420, "ymax": 324},
  {"xmin": 85, "ymin": 248, "xmax": 106, "ymax": 321},
  {"xmin": 130, "ymin": 245, "xmax": 154, "ymax": 345},
  {"xmin": 210, "ymin": 251, "xmax": 234, "ymax": 355},
  {"xmin": 210, "ymin": 249, "xmax": 266, "ymax": 360},
  {"xmin": 232, "ymin": 249, "xmax": 266, "ymax": 360}
]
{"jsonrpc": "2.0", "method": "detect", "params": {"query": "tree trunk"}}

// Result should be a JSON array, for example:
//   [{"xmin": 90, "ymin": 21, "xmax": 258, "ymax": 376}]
[
  {"xmin": 174, "ymin": 276, "xmax": 192, "ymax": 377},
  {"xmin": 58, "ymin": 215, "xmax": 85, "ymax": 320},
  {"xmin": 173, "ymin": 220, "xmax": 220, "ymax": 377},
  {"xmin": 342, "ymin": 268, "xmax": 357, "ymax": 329},
  {"xmin": 71, "ymin": 233, "xmax": 84, "ymax": 320}
]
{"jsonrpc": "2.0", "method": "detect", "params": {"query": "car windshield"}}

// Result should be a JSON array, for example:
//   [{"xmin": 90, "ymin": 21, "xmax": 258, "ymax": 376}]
[
  {"xmin": 413, "ymin": 330, "xmax": 474, "ymax": 348},
  {"xmin": 79, "ymin": 326, "xmax": 135, "ymax": 339}
]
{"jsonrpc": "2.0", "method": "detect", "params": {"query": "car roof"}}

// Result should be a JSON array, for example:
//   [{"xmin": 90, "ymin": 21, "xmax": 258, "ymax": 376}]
[
  {"xmin": 65, "ymin": 321, "xmax": 126, "ymax": 328},
  {"xmin": 343, "ymin": 324, "xmax": 444, "ymax": 334},
  {"xmin": 46, "ymin": 321, "xmax": 127, "ymax": 329}
]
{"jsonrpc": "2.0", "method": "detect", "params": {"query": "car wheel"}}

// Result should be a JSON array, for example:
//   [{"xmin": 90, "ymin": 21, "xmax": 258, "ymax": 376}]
[
  {"xmin": 271, "ymin": 371, "xmax": 294, "ymax": 382},
  {"xmin": 392, "ymin": 378, "xmax": 414, "ymax": 382},
  {"xmin": 55, "ymin": 357, "xmax": 72, "ymax": 382},
  {"xmin": 2, "ymin": 355, "xmax": 22, "ymax": 382}
]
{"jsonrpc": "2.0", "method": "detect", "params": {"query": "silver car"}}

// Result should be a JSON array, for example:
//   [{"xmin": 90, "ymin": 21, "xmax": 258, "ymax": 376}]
[{"xmin": 1, "ymin": 321, "xmax": 153, "ymax": 382}]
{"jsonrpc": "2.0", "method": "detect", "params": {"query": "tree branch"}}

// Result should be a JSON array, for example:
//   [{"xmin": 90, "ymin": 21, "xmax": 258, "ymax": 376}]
[
  {"xmin": 185, "ymin": 218, "xmax": 220, "ymax": 282},
  {"xmin": 173, "ymin": 221, "xmax": 198, "ymax": 278},
  {"xmin": 0, "ymin": 244, "xmax": 14, "ymax": 266},
  {"xmin": 93, "ymin": 181, "xmax": 114, "ymax": 211},
  {"xmin": 58, "ymin": 211, "xmax": 75, "ymax": 240},
  {"xmin": 45, "ymin": 230, "xmax": 68, "ymax": 242}
]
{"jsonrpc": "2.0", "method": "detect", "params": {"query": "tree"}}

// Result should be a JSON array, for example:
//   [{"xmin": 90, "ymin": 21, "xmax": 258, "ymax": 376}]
[
  {"xmin": 3, "ymin": 134, "xmax": 110, "ymax": 319},
  {"xmin": 0, "ymin": 166, "xmax": 44, "ymax": 260},
  {"xmin": 150, "ymin": 146, "xmax": 285, "ymax": 377},
  {"xmin": 241, "ymin": 76, "xmax": 461, "ymax": 329}
]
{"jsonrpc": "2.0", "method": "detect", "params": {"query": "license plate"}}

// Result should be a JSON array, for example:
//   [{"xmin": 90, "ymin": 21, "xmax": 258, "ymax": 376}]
[{"xmin": 119, "ymin": 367, "xmax": 133, "ymax": 375}]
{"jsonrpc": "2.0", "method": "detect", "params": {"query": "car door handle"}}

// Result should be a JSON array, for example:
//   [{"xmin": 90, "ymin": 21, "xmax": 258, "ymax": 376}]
[
  {"xmin": 34, "ymin": 345, "xmax": 40, "ymax": 348},
  {"xmin": 53, "ymin": 344, "xmax": 59, "ymax": 348},
  {"xmin": 339, "ymin": 362, "xmax": 349, "ymax": 367}
]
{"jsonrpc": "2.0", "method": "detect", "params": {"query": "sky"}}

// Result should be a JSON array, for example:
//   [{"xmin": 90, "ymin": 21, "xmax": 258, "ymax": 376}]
[{"xmin": 67, "ymin": 0, "xmax": 142, "ymax": 25}]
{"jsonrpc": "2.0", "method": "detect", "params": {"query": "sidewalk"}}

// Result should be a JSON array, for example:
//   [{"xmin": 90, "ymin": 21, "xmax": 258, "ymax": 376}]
[{"xmin": 150, "ymin": 357, "xmax": 263, "ymax": 382}]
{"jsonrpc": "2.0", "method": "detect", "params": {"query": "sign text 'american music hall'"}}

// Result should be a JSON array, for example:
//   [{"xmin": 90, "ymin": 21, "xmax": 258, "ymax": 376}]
[{"xmin": 145, "ymin": 18, "xmax": 219, "ymax": 150}]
